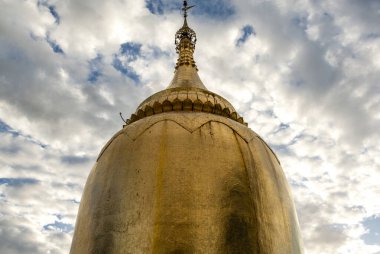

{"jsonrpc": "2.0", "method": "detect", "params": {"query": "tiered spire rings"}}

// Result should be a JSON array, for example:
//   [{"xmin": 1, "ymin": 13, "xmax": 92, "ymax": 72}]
[{"xmin": 175, "ymin": 1, "xmax": 197, "ymax": 70}]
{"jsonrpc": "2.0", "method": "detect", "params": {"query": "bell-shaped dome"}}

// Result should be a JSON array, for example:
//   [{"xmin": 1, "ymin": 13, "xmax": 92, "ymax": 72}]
[{"xmin": 70, "ymin": 2, "xmax": 303, "ymax": 253}]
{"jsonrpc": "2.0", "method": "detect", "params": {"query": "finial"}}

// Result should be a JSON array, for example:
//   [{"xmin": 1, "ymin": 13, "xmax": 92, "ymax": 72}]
[
  {"xmin": 166, "ymin": 0, "xmax": 205, "ymax": 89},
  {"xmin": 175, "ymin": 0, "xmax": 197, "ymax": 56},
  {"xmin": 182, "ymin": 0, "xmax": 195, "ymax": 20}
]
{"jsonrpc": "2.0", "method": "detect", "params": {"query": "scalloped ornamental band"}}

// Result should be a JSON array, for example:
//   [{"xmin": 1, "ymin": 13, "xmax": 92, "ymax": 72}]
[{"xmin": 125, "ymin": 87, "xmax": 247, "ymax": 126}]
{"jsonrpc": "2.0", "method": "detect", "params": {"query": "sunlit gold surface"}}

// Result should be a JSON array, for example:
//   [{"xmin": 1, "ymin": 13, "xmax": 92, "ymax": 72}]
[
  {"xmin": 127, "ymin": 87, "xmax": 246, "ymax": 126},
  {"xmin": 71, "ymin": 5, "xmax": 303, "ymax": 253},
  {"xmin": 168, "ymin": 65, "xmax": 205, "ymax": 90},
  {"xmin": 70, "ymin": 112, "xmax": 302, "ymax": 253}
]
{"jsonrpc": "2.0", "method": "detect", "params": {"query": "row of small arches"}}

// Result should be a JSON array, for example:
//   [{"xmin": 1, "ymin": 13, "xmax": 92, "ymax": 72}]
[{"xmin": 126, "ymin": 98, "xmax": 247, "ymax": 126}]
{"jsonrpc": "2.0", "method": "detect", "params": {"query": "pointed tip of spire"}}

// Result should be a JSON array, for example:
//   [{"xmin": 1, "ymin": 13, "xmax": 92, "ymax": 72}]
[
  {"xmin": 183, "ymin": 16, "xmax": 188, "ymax": 27},
  {"xmin": 181, "ymin": 0, "xmax": 195, "ymax": 23}
]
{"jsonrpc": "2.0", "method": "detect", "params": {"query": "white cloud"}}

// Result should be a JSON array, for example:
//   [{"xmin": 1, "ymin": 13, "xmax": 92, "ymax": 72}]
[{"xmin": 0, "ymin": 0, "xmax": 380, "ymax": 253}]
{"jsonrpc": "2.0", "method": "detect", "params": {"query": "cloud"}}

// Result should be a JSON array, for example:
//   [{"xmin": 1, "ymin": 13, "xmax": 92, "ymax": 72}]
[
  {"xmin": 0, "ymin": 219, "xmax": 44, "ymax": 254},
  {"xmin": 0, "ymin": 0, "xmax": 379, "ymax": 253}
]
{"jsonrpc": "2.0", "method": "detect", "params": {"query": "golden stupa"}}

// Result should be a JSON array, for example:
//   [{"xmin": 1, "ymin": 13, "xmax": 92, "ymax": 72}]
[{"xmin": 70, "ymin": 2, "xmax": 303, "ymax": 253}]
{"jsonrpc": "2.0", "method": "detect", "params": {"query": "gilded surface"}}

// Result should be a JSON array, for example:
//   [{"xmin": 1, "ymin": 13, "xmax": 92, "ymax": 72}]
[
  {"xmin": 127, "ymin": 87, "xmax": 246, "ymax": 126},
  {"xmin": 70, "ymin": 112, "xmax": 303, "ymax": 253},
  {"xmin": 71, "ymin": 3, "xmax": 303, "ymax": 252}
]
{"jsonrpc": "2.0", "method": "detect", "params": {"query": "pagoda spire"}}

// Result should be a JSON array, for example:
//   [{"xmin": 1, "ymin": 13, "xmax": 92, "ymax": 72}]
[
  {"xmin": 174, "ymin": 0, "xmax": 197, "ymax": 70},
  {"xmin": 168, "ymin": 0, "xmax": 206, "ymax": 89}
]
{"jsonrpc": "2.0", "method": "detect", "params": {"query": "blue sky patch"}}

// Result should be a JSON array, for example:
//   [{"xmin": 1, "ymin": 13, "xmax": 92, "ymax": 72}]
[
  {"xmin": 68, "ymin": 199, "xmax": 80, "ymax": 204},
  {"xmin": 289, "ymin": 179, "xmax": 307, "ymax": 189},
  {"xmin": 0, "ymin": 119, "xmax": 12, "ymax": 133},
  {"xmin": 0, "ymin": 178, "xmax": 39, "ymax": 187},
  {"xmin": 48, "ymin": 5, "xmax": 60, "ymax": 24},
  {"xmin": 37, "ymin": 1, "xmax": 60, "ymax": 24},
  {"xmin": 270, "ymin": 144, "xmax": 294, "ymax": 157},
  {"xmin": 146, "ymin": 0, "xmax": 164, "ymax": 15},
  {"xmin": 190, "ymin": 0, "xmax": 235, "ymax": 19},
  {"xmin": 46, "ymin": 36, "xmax": 64, "ymax": 54},
  {"xmin": 120, "ymin": 42, "xmax": 142, "ymax": 60},
  {"xmin": 0, "ymin": 119, "xmax": 47, "ymax": 149},
  {"xmin": 145, "ymin": 0, "xmax": 235, "ymax": 20},
  {"xmin": 87, "ymin": 54, "xmax": 103, "ymax": 83},
  {"xmin": 113, "ymin": 42, "xmax": 142, "ymax": 82},
  {"xmin": 43, "ymin": 221, "xmax": 74, "ymax": 233},
  {"xmin": 279, "ymin": 123, "xmax": 290, "ymax": 129},
  {"xmin": 362, "ymin": 215, "xmax": 380, "ymax": 245},
  {"xmin": 237, "ymin": 25, "xmax": 256, "ymax": 46},
  {"xmin": 272, "ymin": 123, "xmax": 291, "ymax": 135},
  {"xmin": 0, "ymin": 119, "xmax": 22, "ymax": 138},
  {"xmin": 113, "ymin": 59, "xmax": 140, "ymax": 83}
]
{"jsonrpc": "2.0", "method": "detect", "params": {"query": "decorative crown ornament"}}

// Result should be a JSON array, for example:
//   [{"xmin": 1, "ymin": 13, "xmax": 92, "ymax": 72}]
[{"xmin": 175, "ymin": 0, "xmax": 197, "ymax": 52}]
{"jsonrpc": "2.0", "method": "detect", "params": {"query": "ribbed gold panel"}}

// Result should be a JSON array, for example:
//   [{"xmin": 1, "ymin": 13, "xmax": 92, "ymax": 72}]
[{"xmin": 70, "ymin": 113, "xmax": 303, "ymax": 254}]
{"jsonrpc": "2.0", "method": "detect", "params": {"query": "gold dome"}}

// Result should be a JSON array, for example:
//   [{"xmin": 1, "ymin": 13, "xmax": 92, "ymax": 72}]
[{"xmin": 70, "ymin": 2, "xmax": 303, "ymax": 253}]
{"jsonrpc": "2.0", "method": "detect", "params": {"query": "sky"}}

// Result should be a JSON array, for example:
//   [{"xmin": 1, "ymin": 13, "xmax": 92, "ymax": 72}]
[{"xmin": 0, "ymin": 0, "xmax": 380, "ymax": 253}]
